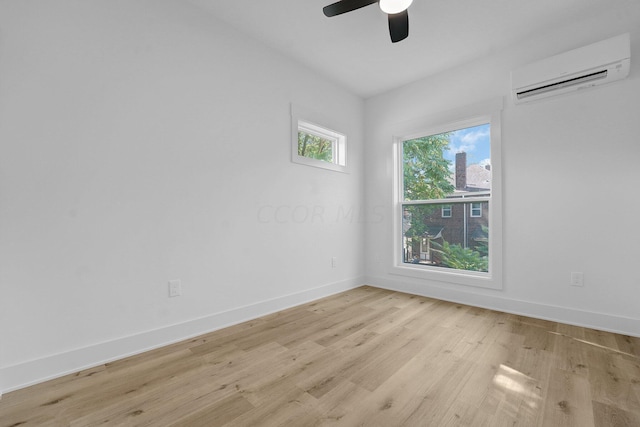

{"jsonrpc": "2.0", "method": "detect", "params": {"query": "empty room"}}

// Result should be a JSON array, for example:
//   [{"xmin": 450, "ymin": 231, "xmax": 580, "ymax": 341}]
[{"xmin": 1, "ymin": 0, "xmax": 639, "ymax": 426}]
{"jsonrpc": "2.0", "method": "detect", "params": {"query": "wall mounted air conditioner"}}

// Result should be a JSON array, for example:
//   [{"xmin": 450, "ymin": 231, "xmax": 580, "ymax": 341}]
[{"xmin": 512, "ymin": 33, "xmax": 630, "ymax": 104}]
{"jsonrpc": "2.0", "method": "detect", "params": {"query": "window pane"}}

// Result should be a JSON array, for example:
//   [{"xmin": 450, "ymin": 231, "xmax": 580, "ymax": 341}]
[
  {"xmin": 403, "ymin": 123, "xmax": 491, "ymax": 201},
  {"xmin": 471, "ymin": 203, "xmax": 482, "ymax": 217},
  {"xmin": 298, "ymin": 130, "xmax": 334, "ymax": 163},
  {"xmin": 402, "ymin": 202, "xmax": 489, "ymax": 272},
  {"xmin": 294, "ymin": 119, "xmax": 346, "ymax": 171}
]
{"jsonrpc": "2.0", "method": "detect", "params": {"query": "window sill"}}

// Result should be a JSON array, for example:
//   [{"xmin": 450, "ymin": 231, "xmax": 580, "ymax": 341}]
[
  {"xmin": 292, "ymin": 154, "xmax": 348, "ymax": 173},
  {"xmin": 389, "ymin": 264, "xmax": 502, "ymax": 290}
]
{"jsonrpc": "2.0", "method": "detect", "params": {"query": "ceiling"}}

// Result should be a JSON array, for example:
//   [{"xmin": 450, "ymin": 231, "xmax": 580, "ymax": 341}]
[{"xmin": 187, "ymin": 0, "xmax": 631, "ymax": 98}]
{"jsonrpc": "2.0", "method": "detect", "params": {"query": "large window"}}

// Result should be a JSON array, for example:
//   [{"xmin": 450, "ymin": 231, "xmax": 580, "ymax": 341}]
[{"xmin": 393, "ymin": 103, "xmax": 502, "ymax": 289}]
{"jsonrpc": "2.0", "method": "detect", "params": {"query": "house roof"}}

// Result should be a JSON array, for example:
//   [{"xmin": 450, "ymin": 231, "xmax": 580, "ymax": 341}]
[
  {"xmin": 424, "ymin": 226, "xmax": 443, "ymax": 239},
  {"xmin": 448, "ymin": 163, "xmax": 491, "ymax": 194},
  {"xmin": 464, "ymin": 164, "xmax": 491, "ymax": 192}
]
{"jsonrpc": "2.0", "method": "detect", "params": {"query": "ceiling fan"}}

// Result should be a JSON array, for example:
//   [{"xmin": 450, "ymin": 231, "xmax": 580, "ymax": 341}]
[{"xmin": 323, "ymin": 0, "xmax": 413, "ymax": 43}]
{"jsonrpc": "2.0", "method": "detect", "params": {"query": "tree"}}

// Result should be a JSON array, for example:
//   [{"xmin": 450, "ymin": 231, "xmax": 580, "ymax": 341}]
[
  {"xmin": 432, "ymin": 240, "xmax": 488, "ymax": 272},
  {"xmin": 402, "ymin": 134, "xmax": 455, "ymax": 256},
  {"xmin": 475, "ymin": 225, "xmax": 489, "ymax": 258},
  {"xmin": 402, "ymin": 205, "xmax": 438, "ymax": 240},
  {"xmin": 298, "ymin": 132, "xmax": 333, "ymax": 163},
  {"xmin": 403, "ymin": 134, "xmax": 455, "ymax": 201}
]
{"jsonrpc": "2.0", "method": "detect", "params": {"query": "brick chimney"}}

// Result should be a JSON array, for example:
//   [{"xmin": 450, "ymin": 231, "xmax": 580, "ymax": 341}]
[{"xmin": 455, "ymin": 152, "xmax": 466, "ymax": 190}]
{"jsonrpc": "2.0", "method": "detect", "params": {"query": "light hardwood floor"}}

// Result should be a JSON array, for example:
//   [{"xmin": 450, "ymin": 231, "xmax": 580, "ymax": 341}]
[{"xmin": 2, "ymin": 286, "xmax": 640, "ymax": 426}]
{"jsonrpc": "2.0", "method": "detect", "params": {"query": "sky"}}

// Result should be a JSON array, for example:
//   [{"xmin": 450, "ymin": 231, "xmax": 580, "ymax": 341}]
[{"xmin": 444, "ymin": 123, "xmax": 491, "ymax": 168}]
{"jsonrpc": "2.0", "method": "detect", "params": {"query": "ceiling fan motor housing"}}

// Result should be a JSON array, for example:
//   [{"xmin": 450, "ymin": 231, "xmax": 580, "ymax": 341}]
[{"xmin": 379, "ymin": 0, "xmax": 413, "ymax": 14}]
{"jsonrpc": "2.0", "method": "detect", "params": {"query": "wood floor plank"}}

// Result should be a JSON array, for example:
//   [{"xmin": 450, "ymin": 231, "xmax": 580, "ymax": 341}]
[
  {"xmin": 589, "ymin": 363, "xmax": 640, "ymax": 413},
  {"xmin": 313, "ymin": 306, "xmax": 398, "ymax": 348},
  {"xmin": 400, "ymin": 358, "xmax": 479, "ymax": 426},
  {"xmin": 167, "ymin": 393, "xmax": 255, "ymax": 427},
  {"xmin": 541, "ymin": 367, "xmax": 595, "ymax": 427},
  {"xmin": 2, "ymin": 286, "xmax": 639, "ymax": 427},
  {"xmin": 327, "ymin": 325, "xmax": 454, "ymax": 425},
  {"xmin": 551, "ymin": 329, "xmax": 591, "ymax": 376},
  {"xmin": 362, "ymin": 294, "xmax": 434, "ymax": 334},
  {"xmin": 347, "ymin": 326, "xmax": 428, "ymax": 392},
  {"xmin": 592, "ymin": 400, "xmax": 640, "ymax": 427},
  {"xmin": 276, "ymin": 304, "xmax": 377, "ymax": 349},
  {"xmin": 310, "ymin": 378, "xmax": 371, "ymax": 424},
  {"xmin": 489, "ymin": 363, "xmax": 544, "ymax": 426},
  {"xmin": 615, "ymin": 334, "xmax": 640, "ymax": 357}
]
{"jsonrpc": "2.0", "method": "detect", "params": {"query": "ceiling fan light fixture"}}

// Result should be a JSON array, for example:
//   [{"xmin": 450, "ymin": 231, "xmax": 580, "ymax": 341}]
[{"xmin": 379, "ymin": 0, "xmax": 413, "ymax": 14}]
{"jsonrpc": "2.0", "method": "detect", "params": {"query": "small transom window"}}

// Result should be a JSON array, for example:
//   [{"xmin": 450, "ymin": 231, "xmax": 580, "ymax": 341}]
[
  {"xmin": 297, "ymin": 121, "xmax": 345, "ymax": 167},
  {"xmin": 291, "ymin": 104, "xmax": 347, "ymax": 173}
]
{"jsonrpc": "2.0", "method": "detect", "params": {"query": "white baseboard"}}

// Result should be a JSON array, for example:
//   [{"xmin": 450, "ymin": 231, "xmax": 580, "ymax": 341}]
[
  {"xmin": 0, "ymin": 278, "xmax": 363, "ymax": 395},
  {"xmin": 365, "ymin": 275, "xmax": 640, "ymax": 338}
]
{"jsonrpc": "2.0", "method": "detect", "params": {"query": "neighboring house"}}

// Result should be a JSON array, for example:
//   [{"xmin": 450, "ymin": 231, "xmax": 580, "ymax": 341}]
[{"xmin": 405, "ymin": 152, "xmax": 490, "ymax": 264}]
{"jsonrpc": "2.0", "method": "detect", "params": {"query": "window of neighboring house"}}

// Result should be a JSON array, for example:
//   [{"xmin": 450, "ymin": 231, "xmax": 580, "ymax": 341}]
[
  {"xmin": 291, "ymin": 104, "xmax": 347, "ymax": 173},
  {"xmin": 470, "ymin": 202, "xmax": 482, "ymax": 217},
  {"xmin": 392, "ymin": 100, "xmax": 503, "ymax": 289}
]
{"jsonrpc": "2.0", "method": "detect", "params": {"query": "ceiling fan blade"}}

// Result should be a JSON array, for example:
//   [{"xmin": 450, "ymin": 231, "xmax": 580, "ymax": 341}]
[
  {"xmin": 388, "ymin": 10, "xmax": 409, "ymax": 43},
  {"xmin": 323, "ymin": 0, "xmax": 378, "ymax": 17}
]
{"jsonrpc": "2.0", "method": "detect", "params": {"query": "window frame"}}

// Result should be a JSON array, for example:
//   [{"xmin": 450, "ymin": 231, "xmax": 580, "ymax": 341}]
[
  {"xmin": 470, "ymin": 202, "xmax": 482, "ymax": 217},
  {"xmin": 391, "ymin": 100, "xmax": 503, "ymax": 290},
  {"xmin": 291, "ymin": 104, "xmax": 347, "ymax": 173},
  {"xmin": 441, "ymin": 205, "xmax": 452, "ymax": 218}
]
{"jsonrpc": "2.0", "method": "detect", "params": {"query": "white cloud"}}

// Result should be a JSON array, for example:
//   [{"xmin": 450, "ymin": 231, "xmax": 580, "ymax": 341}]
[
  {"xmin": 461, "ymin": 128, "xmax": 490, "ymax": 145},
  {"xmin": 449, "ymin": 128, "xmax": 490, "ymax": 154},
  {"xmin": 446, "ymin": 126, "xmax": 491, "ymax": 163}
]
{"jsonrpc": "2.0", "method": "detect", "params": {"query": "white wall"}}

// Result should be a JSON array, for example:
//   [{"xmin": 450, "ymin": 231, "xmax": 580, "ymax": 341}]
[
  {"xmin": 364, "ymin": 5, "xmax": 640, "ymax": 336},
  {"xmin": 0, "ymin": 0, "xmax": 364, "ymax": 392}
]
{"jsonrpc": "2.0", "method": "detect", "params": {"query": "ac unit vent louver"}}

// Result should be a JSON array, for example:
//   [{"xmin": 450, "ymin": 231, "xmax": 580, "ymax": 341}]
[{"xmin": 512, "ymin": 33, "xmax": 630, "ymax": 104}]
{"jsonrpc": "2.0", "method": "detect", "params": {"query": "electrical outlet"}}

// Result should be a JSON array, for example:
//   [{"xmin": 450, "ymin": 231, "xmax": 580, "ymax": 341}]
[
  {"xmin": 570, "ymin": 272, "xmax": 584, "ymax": 287},
  {"xmin": 169, "ymin": 279, "xmax": 182, "ymax": 297},
  {"xmin": 331, "ymin": 257, "xmax": 337, "ymax": 268}
]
